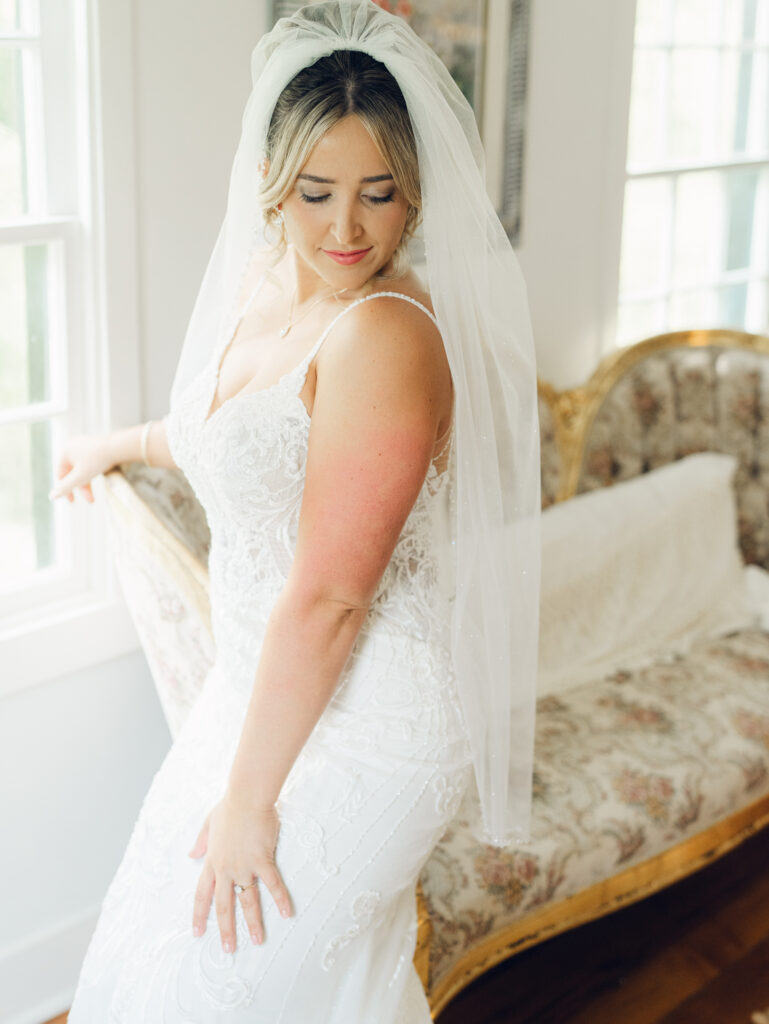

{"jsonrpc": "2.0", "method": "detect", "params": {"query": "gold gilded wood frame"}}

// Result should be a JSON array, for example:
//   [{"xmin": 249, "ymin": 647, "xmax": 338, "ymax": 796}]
[{"xmin": 101, "ymin": 327, "xmax": 769, "ymax": 1017}]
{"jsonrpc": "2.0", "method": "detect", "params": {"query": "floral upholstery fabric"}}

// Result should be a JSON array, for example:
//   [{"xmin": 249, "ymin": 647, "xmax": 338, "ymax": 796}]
[
  {"xmin": 537, "ymin": 391, "xmax": 560, "ymax": 509},
  {"xmin": 121, "ymin": 462, "xmax": 211, "ymax": 566},
  {"xmin": 576, "ymin": 345, "xmax": 769, "ymax": 569},
  {"xmin": 108, "ymin": 467, "xmax": 215, "ymax": 737},
  {"xmin": 421, "ymin": 626, "xmax": 769, "ymax": 988}
]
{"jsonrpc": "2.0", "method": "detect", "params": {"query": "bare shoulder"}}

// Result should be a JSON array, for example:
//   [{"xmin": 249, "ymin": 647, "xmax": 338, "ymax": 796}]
[
  {"xmin": 317, "ymin": 296, "xmax": 444, "ymax": 407},
  {"xmin": 322, "ymin": 279, "xmax": 444, "ymax": 377}
]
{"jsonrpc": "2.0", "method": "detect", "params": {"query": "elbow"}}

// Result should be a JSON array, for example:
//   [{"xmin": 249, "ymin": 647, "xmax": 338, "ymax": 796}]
[{"xmin": 280, "ymin": 575, "xmax": 374, "ymax": 625}]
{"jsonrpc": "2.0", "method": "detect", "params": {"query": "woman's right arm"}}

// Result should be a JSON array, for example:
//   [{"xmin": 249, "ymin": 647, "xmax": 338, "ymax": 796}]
[{"xmin": 49, "ymin": 416, "xmax": 177, "ymax": 504}]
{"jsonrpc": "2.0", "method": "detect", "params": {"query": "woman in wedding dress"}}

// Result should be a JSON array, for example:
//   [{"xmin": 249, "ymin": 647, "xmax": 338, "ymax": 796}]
[{"xmin": 50, "ymin": 2, "xmax": 541, "ymax": 1021}]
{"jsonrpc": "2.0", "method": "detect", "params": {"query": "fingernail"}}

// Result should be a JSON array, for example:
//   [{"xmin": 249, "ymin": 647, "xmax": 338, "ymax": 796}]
[
  {"xmin": 193, "ymin": 925, "xmax": 203, "ymax": 937},
  {"xmin": 223, "ymin": 940, "xmax": 233, "ymax": 953},
  {"xmin": 251, "ymin": 931, "xmax": 261, "ymax": 945},
  {"xmin": 281, "ymin": 907, "xmax": 290, "ymax": 918}
]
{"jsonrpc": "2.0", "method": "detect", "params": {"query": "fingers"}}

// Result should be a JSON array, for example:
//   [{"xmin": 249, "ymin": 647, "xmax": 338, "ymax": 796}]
[
  {"xmin": 192, "ymin": 861, "xmax": 215, "ymax": 939},
  {"xmin": 49, "ymin": 454, "xmax": 96, "ymax": 503},
  {"xmin": 49, "ymin": 478, "xmax": 95, "ymax": 503},
  {"xmin": 49, "ymin": 470, "xmax": 75, "ymax": 501},
  {"xmin": 237, "ymin": 882, "xmax": 265, "ymax": 946},
  {"xmin": 193, "ymin": 863, "xmax": 293, "ymax": 952},
  {"xmin": 259, "ymin": 861, "xmax": 293, "ymax": 921},
  {"xmin": 228, "ymin": 864, "xmax": 292, "ymax": 952},
  {"xmin": 49, "ymin": 471, "xmax": 93, "ymax": 502},
  {"xmin": 215, "ymin": 875, "xmax": 236, "ymax": 954}
]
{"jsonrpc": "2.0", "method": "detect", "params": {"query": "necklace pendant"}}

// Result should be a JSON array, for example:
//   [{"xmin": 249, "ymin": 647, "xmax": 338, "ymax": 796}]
[{"xmin": 279, "ymin": 324, "xmax": 289, "ymax": 337}]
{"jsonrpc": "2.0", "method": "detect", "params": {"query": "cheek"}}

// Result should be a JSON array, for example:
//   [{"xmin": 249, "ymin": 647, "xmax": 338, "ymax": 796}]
[
  {"xmin": 285, "ymin": 197, "xmax": 323, "ymax": 225},
  {"xmin": 383, "ymin": 202, "xmax": 409, "ymax": 238}
]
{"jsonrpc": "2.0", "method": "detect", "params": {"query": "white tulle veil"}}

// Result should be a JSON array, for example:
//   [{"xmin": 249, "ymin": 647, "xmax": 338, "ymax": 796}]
[{"xmin": 169, "ymin": 0, "xmax": 541, "ymax": 847}]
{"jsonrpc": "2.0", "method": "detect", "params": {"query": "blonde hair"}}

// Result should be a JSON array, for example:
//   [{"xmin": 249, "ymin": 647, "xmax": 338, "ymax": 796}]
[{"xmin": 258, "ymin": 48, "xmax": 422, "ymax": 280}]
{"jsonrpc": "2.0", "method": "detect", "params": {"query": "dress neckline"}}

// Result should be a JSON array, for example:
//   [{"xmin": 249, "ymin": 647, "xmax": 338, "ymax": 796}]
[{"xmin": 201, "ymin": 281, "xmax": 441, "ymax": 431}]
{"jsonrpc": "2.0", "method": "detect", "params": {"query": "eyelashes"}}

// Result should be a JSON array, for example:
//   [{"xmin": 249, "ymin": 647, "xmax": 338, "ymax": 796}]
[{"xmin": 298, "ymin": 192, "xmax": 395, "ymax": 205}]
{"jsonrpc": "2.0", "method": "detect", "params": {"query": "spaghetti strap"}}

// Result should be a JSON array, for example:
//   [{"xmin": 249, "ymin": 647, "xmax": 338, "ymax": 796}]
[
  {"xmin": 302, "ymin": 290, "xmax": 440, "ymax": 369},
  {"xmin": 298, "ymin": 290, "xmax": 451, "ymax": 449}
]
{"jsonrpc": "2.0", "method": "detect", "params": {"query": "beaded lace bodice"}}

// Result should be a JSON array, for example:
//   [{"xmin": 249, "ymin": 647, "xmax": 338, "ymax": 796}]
[{"xmin": 163, "ymin": 279, "xmax": 456, "ymax": 691}]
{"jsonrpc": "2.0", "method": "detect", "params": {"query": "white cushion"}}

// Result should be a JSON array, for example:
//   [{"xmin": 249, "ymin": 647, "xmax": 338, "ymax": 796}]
[{"xmin": 537, "ymin": 452, "xmax": 760, "ymax": 698}]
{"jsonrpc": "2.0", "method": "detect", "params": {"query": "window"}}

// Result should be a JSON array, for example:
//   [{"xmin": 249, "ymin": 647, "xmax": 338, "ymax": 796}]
[
  {"xmin": 1, "ymin": 1, "xmax": 82, "ymax": 608},
  {"xmin": 616, "ymin": 0, "xmax": 769, "ymax": 346},
  {"xmin": 0, "ymin": 0, "xmax": 140, "ymax": 690}
]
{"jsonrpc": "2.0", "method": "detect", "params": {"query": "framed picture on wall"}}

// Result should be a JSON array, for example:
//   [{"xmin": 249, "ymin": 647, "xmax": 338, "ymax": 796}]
[{"xmin": 270, "ymin": 0, "xmax": 530, "ymax": 246}]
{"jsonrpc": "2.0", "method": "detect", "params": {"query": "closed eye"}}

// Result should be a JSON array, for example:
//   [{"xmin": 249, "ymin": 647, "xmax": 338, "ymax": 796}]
[{"xmin": 299, "ymin": 192, "xmax": 395, "ymax": 205}]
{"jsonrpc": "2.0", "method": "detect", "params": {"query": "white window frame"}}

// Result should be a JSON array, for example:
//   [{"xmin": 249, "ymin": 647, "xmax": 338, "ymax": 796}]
[
  {"xmin": 613, "ymin": 2, "xmax": 769, "ymax": 347},
  {"xmin": 0, "ymin": 0, "xmax": 142, "ymax": 696}
]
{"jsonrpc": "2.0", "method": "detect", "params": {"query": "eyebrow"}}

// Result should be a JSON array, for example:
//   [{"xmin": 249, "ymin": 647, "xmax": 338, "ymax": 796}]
[{"xmin": 297, "ymin": 173, "xmax": 394, "ymax": 184}]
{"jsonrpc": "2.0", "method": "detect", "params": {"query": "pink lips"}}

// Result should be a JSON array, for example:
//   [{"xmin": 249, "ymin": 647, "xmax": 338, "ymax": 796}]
[{"xmin": 323, "ymin": 247, "xmax": 371, "ymax": 265}]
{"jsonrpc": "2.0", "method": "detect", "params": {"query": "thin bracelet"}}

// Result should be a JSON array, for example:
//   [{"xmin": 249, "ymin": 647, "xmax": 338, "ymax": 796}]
[{"xmin": 140, "ymin": 420, "xmax": 155, "ymax": 467}]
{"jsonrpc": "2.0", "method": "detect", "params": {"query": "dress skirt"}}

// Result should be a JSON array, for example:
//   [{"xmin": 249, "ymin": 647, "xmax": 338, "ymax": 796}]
[{"xmin": 67, "ymin": 625, "xmax": 472, "ymax": 1023}]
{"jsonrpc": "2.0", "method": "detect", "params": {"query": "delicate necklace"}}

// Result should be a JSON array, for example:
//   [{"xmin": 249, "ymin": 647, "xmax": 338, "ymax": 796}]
[{"xmin": 280, "ymin": 285, "xmax": 349, "ymax": 337}]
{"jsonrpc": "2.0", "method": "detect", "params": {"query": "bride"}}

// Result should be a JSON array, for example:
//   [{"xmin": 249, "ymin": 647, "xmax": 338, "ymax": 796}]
[{"xmin": 51, "ymin": 2, "xmax": 541, "ymax": 1020}]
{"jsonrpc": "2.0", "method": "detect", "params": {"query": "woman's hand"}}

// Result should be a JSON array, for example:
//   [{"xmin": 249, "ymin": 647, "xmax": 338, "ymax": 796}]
[
  {"xmin": 49, "ymin": 433, "xmax": 118, "ymax": 503},
  {"xmin": 188, "ymin": 791, "xmax": 293, "ymax": 952}
]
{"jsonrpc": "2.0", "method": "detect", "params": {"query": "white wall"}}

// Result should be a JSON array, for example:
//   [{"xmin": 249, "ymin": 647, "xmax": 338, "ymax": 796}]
[
  {"xmin": 136, "ymin": 0, "xmax": 269, "ymax": 417},
  {"xmin": 516, "ymin": 0, "xmax": 638, "ymax": 389},
  {"xmin": 0, "ymin": 653, "xmax": 171, "ymax": 1024},
  {"xmin": 1, "ymin": 1, "xmax": 640, "ymax": 1020}
]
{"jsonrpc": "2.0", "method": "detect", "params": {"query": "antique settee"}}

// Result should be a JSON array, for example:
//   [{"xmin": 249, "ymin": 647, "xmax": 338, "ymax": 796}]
[{"xmin": 101, "ymin": 327, "xmax": 769, "ymax": 1018}]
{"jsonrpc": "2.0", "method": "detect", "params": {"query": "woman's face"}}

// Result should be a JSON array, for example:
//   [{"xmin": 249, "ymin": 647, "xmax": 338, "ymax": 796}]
[{"xmin": 277, "ymin": 114, "xmax": 411, "ymax": 287}]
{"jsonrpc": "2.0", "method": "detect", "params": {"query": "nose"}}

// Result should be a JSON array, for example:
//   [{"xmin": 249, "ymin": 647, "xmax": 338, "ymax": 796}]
[{"xmin": 330, "ymin": 196, "xmax": 364, "ymax": 247}]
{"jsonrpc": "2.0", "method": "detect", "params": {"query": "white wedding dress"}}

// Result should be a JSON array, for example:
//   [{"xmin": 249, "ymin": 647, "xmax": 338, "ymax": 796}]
[{"xmin": 67, "ymin": 280, "xmax": 473, "ymax": 1023}]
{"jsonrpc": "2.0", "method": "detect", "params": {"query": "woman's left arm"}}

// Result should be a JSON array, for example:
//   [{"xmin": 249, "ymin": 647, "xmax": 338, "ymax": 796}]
[{"xmin": 190, "ymin": 300, "xmax": 450, "ymax": 952}]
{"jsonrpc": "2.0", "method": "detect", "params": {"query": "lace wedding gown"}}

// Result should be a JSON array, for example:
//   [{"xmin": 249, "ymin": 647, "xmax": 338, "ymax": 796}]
[{"xmin": 67, "ymin": 280, "xmax": 473, "ymax": 1023}]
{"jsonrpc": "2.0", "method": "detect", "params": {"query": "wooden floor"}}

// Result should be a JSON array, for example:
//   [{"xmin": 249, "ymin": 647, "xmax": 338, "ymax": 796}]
[
  {"xmin": 43, "ymin": 825, "xmax": 769, "ymax": 1024},
  {"xmin": 437, "ymin": 824, "xmax": 769, "ymax": 1024}
]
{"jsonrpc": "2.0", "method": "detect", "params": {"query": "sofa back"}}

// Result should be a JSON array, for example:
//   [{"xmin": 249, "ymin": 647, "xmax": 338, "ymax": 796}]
[{"xmin": 538, "ymin": 329, "xmax": 769, "ymax": 569}]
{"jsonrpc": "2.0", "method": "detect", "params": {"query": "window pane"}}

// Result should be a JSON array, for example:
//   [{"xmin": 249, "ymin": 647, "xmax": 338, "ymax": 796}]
[
  {"xmin": 635, "ymin": 0, "xmax": 671, "ymax": 45},
  {"xmin": 627, "ymin": 49, "xmax": 667, "ymax": 168},
  {"xmin": 725, "ymin": 166, "xmax": 760, "ymax": 272},
  {"xmin": 0, "ymin": 242, "xmax": 53, "ymax": 409},
  {"xmin": 0, "ymin": 45, "xmax": 29, "ymax": 216},
  {"xmin": 672, "ymin": 170, "xmax": 723, "ymax": 287},
  {"xmin": 669, "ymin": 49, "xmax": 719, "ymax": 163},
  {"xmin": 668, "ymin": 285, "xmax": 719, "ymax": 327},
  {"xmin": 756, "ymin": 0, "xmax": 769, "ymax": 44},
  {"xmin": 671, "ymin": 167, "xmax": 765, "ymax": 284},
  {"xmin": 0, "ymin": 418, "xmax": 56, "ymax": 588},
  {"xmin": 619, "ymin": 177, "xmax": 671, "ymax": 294},
  {"xmin": 746, "ymin": 277, "xmax": 769, "ymax": 330},
  {"xmin": 666, "ymin": 279, "xmax": 768, "ymax": 330},
  {"xmin": 0, "ymin": 0, "xmax": 22, "ymax": 33},
  {"xmin": 724, "ymin": 0, "xmax": 768, "ymax": 45},
  {"xmin": 673, "ymin": 0, "xmax": 722, "ymax": 45},
  {"xmin": 718, "ymin": 49, "xmax": 769, "ymax": 159},
  {"xmin": 617, "ymin": 299, "xmax": 667, "ymax": 345},
  {"xmin": 720, "ymin": 280, "xmax": 750, "ymax": 324}
]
